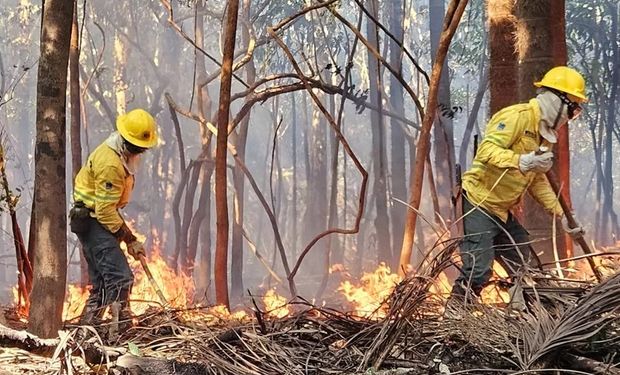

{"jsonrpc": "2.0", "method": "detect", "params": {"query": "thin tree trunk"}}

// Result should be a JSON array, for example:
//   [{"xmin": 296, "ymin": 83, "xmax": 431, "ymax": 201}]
[
  {"xmin": 458, "ymin": 62, "xmax": 488, "ymax": 169},
  {"xmin": 291, "ymin": 92, "xmax": 298, "ymax": 259},
  {"xmin": 28, "ymin": 0, "xmax": 74, "ymax": 338},
  {"xmin": 430, "ymin": 0, "xmax": 455, "ymax": 221},
  {"xmin": 388, "ymin": 0, "xmax": 407, "ymax": 267},
  {"xmin": 68, "ymin": 1, "xmax": 87, "ymax": 287},
  {"xmin": 398, "ymin": 0, "xmax": 469, "ymax": 275},
  {"xmin": 366, "ymin": 0, "xmax": 391, "ymax": 265},
  {"xmin": 230, "ymin": 0, "xmax": 256, "ymax": 301},
  {"xmin": 214, "ymin": 0, "xmax": 240, "ymax": 308},
  {"xmin": 601, "ymin": 2, "xmax": 620, "ymax": 243}
]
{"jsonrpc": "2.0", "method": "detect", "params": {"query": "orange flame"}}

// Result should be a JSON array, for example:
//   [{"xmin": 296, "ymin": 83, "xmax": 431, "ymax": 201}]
[
  {"xmin": 263, "ymin": 289, "xmax": 290, "ymax": 318},
  {"xmin": 338, "ymin": 263, "xmax": 402, "ymax": 318},
  {"xmin": 60, "ymin": 248, "xmax": 194, "ymax": 320}
]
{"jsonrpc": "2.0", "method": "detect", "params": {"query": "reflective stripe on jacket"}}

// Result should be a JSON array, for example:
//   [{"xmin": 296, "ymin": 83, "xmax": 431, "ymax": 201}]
[
  {"xmin": 73, "ymin": 142, "xmax": 135, "ymax": 233},
  {"xmin": 462, "ymin": 99, "xmax": 563, "ymax": 222}
]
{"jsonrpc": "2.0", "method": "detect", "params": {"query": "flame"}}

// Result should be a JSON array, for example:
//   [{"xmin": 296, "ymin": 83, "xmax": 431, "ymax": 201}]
[
  {"xmin": 338, "ymin": 263, "xmax": 402, "ymax": 318},
  {"xmin": 263, "ymin": 289, "xmax": 290, "ymax": 318},
  {"xmin": 59, "ymin": 248, "xmax": 195, "ymax": 320},
  {"xmin": 480, "ymin": 262, "xmax": 510, "ymax": 304}
]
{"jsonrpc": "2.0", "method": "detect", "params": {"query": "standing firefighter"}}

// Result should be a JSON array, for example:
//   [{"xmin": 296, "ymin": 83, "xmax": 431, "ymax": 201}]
[
  {"xmin": 70, "ymin": 109, "xmax": 158, "ymax": 324},
  {"xmin": 449, "ymin": 66, "xmax": 587, "ymax": 304}
]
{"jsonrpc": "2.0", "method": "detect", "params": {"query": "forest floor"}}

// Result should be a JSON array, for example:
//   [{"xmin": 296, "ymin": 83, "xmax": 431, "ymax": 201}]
[{"xmin": 2, "ymin": 242, "xmax": 620, "ymax": 374}]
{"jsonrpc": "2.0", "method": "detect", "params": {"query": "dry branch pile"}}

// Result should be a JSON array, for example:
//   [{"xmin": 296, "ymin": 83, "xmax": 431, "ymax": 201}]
[{"xmin": 2, "ymin": 243, "xmax": 620, "ymax": 374}]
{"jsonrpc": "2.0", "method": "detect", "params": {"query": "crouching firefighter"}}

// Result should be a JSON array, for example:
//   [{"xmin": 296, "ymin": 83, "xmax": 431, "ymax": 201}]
[
  {"xmin": 69, "ymin": 109, "xmax": 158, "ymax": 325},
  {"xmin": 448, "ymin": 66, "xmax": 588, "ymax": 306}
]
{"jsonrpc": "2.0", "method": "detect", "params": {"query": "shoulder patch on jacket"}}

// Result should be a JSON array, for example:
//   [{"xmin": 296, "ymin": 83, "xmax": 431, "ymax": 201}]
[
  {"xmin": 105, "ymin": 181, "xmax": 114, "ymax": 190},
  {"xmin": 497, "ymin": 122, "xmax": 506, "ymax": 130},
  {"xmin": 524, "ymin": 130, "xmax": 536, "ymax": 139}
]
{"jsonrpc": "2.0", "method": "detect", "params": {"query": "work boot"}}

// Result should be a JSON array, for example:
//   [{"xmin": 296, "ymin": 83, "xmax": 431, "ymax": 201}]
[{"xmin": 78, "ymin": 300, "xmax": 104, "ymax": 326}]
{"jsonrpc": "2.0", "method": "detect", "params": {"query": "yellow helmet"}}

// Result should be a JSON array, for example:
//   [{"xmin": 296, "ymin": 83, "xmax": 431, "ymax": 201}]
[
  {"xmin": 534, "ymin": 66, "xmax": 588, "ymax": 103},
  {"xmin": 116, "ymin": 109, "xmax": 159, "ymax": 148}
]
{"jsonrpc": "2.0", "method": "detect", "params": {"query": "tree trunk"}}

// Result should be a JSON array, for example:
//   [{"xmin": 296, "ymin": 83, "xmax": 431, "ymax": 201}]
[
  {"xmin": 515, "ymin": 0, "xmax": 568, "ymax": 263},
  {"xmin": 601, "ymin": 2, "xmax": 620, "ymax": 244},
  {"xmin": 366, "ymin": 0, "xmax": 391, "ymax": 265},
  {"xmin": 398, "ymin": 0, "xmax": 469, "ymax": 275},
  {"xmin": 388, "ymin": 0, "xmax": 407, "ymax": 267},
  {"xmin": 68, "ymin": 1, "xmax": 87, "ymax": 287},
  {"xmin": 28, "ymin": 0, "xmax": 74, "ymax": 338},
  {"xmin": 230, "ymin": 0, "xmax": 256, "ymax": 301},
  {"xmin": 430, "ymin": 0, "xmax": 455, "ymax": 221},
  {"xmin": 487, "ymin": 0, "xmax": 518, "ymax": 115},
  {"xmin": 291, "ymin": 92, "xmax": 299, "ymax": 259},
  {"xmin": 214, "ymin": 0, "xmax": 240, "ymax": 308}
]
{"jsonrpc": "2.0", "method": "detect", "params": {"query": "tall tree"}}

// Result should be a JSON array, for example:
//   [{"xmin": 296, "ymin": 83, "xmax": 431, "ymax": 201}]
[
  {"xmin": 28, "ymin": 0, "xmax": 74, "ymax": 338},
  {"xmin": 214, "ymin": 0, "xmax": 240, "ymax": 309},
  {"xmin": 515, "ymin": 0, "xmax": 569, "ymax": 262},
  {"xmin": 398, "ymin": 0, "xmax": 469, "ymax": 274},
  {"xmin": 230, "ymin": 0, "xmax": 256, "ymax": 301},
  {"xmin": 366, "ymin": 0, "xmax": 392, "ymax": 265},
  {"xmin": 430, "ymin": 0, "xmax": 455, "ymax": 220},
  {"xmin": 388, "ymin": 0, "xmax": 407, "ymax": 266},
  {"xmin": 68, "ymin": 0, "xmax": 86, "ymax": 286}
]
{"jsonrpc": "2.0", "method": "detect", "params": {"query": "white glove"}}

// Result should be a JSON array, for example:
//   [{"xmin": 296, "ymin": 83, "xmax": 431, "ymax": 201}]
[
  {"xmin": 519, "ymin": 151, "xmax": 554, "ymax": 173},
  {"xmin": 562, "ymin": 215, "xmax": 585, "ymax": 239}
]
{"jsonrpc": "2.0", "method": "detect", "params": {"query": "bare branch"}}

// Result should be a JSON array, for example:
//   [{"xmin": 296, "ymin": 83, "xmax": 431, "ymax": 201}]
[{"xmin": 267, "ymin": 28, "xmax": 369, "ymax": 283}]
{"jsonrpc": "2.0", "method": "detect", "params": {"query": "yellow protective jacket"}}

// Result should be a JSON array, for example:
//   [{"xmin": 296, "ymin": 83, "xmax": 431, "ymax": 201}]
[
  {"xmin": 462, "ymin": 99, "xmax": 563, "ymax": 222},
  {"xmin": 73, "ymin": 142, "xmax": 135, "ymax": 233}
]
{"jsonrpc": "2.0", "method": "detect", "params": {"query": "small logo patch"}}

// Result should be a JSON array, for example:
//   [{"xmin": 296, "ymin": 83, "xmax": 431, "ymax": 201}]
[
  {"xmin": 497, "ymin": 122, "xmax": 505, "ymax": 130},
  {"xmin": 105, "ymin": 182, "xmax": 113, "ymax": 190},
  {"xmin": 524, "ymin": 130, "xmax": 536, "ymax": 138}
]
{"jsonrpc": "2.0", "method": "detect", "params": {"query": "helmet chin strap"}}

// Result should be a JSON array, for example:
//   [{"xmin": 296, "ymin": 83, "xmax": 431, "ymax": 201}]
[{"xmin": 552, "ymin": 102, "xmax": 566, "ymax": 129}]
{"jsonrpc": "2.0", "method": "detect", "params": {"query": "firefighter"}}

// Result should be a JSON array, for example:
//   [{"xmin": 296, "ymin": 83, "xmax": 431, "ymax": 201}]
[
  {"xmin": 449, "ymin": 66, "xmax": 587, "ymax": 304},
  {"xmin": 70, "ymin": 108, "xmax": 158, "ymax": 324}
]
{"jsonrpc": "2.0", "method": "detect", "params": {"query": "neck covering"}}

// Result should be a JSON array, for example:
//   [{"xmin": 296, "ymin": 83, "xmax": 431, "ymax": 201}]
[
  {"xmin": 104, "ymin": 131, "xmax": 141, "ymax": 175},
  {"xmin": 536, "ymin": 89, "xmax": 569, "ymax": 143}
]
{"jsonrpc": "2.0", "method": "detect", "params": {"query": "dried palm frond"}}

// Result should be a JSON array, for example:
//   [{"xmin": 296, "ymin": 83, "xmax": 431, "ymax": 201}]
[
  {"xmin": 513, "ymin": 271, "xmax": 620, "ymax": 369},
  {"xmin": 357, "ymin": 239, "xmax": 460, "ymax": 370}
]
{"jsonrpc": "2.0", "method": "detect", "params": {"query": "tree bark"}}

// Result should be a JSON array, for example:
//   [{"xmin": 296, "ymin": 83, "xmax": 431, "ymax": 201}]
[
  {"xmin": 28, "ymin": 0, "xmax": 74, "ymax": 338},
  {"xmin": 214, "ymin": 0, "xmax": 240, "ymax": 308},
  {"xmin": 398, "ymin": 0, "xmax": 469, "ymax": 275},
  {"xmin": 487, "ymin": 0, "xmax": 518, "ymax": 114}
]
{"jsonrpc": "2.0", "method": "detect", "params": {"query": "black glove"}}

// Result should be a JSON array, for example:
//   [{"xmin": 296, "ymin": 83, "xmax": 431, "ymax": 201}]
[{"xmin": 114, "ymin": 223, "xmax": 137, "ymax": 244}]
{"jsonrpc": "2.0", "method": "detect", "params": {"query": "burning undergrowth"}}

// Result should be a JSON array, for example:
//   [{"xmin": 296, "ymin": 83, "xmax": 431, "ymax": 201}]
[{"xmin": 4, "ymin": 239, "xmax": 620, "ymax": 374}]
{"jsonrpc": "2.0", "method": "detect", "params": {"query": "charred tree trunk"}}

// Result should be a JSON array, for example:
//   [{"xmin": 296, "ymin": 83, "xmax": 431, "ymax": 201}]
[
  {"xmin": 430, "ymin": 0, "xmax": 455, "ymax": 221},
  {"xmin": 28, "ymin": 0, "xmax": 74, "ymax": 338},
  {"xmin": 366, "ymin": 0, "xmax": 392, "ymax": 265},
  {"xmin": 214, "ymin": 0, "xmax": 240, "ymax": 308}
]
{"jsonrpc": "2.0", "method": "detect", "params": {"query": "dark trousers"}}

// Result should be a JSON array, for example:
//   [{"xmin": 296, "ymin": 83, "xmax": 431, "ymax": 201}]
[
  {"xmin": 76, "ymin": 217, "xmax": 133, "ymax": 313},
  {"xmin": 453, "ymin": 194, "xmax": 540, "ymax": 296}
]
